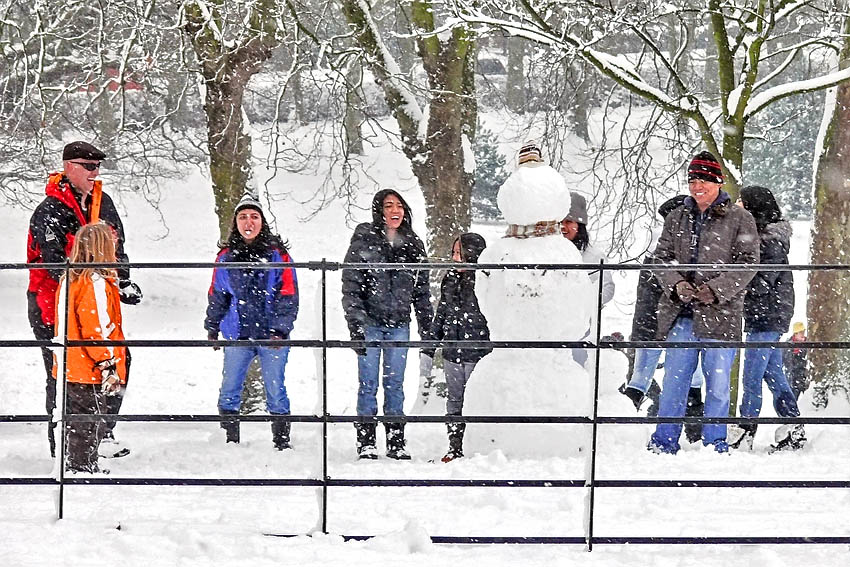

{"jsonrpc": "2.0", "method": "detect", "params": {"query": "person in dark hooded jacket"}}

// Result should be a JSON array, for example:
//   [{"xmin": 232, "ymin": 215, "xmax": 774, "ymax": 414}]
[
  {"xmin": 730, "ymin": 185, "xmax": 803, "ymax": 452},
  {"xmin": 341, "ymin": 189, "xmax": 433, "ymax": 460},
  {"xmin": 205, "ymin": 193, "xmax": 299, "ymax": 450},
  {"xmin": 422, "ymin": 233, "xmax": 491, "ymax": 462}
]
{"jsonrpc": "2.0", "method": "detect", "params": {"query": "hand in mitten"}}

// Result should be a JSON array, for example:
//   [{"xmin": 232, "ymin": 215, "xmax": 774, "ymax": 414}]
[
  {"xmin": 118, "ymin": 279, "xmax": 143, "ymax": 305},
  {"xmin": 419, "ymin": 352, "xmax": 434, "ymax": 377},
  {"xmin": 96, "ymin": 359, "xmax": 120, "ymax": 395},
  {"xmin": 675, "ymin": 280, "xmax": 696, "ymax": 303},
  {"xmin": 208, "ymin": 331, "xmax": 220, "ymax": 351},
  {"xmin": 693, "ymin": 284, "xmax": 716, "ymax": 305}
]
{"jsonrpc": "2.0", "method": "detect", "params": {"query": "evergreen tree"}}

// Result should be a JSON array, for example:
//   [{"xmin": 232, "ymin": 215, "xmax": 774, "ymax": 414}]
[{"xmin": 472, "ymin": 126, "xmax": 508, "ymax": 220}]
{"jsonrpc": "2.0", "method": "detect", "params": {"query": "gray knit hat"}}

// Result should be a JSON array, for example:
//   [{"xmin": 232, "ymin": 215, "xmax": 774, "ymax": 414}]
[
  {"xmin": 563, "ymin": 192, "xmax": 588, "ymax": 225},
  {"xmin": 235, "ymin": 192, "xmax": 262, "ymax": 214}
]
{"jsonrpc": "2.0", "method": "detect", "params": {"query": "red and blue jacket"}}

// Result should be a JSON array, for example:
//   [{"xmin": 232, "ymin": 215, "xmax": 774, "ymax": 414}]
[{"xmin": 204, "ymin": 246, "xmax": 299, "ymax": 340}]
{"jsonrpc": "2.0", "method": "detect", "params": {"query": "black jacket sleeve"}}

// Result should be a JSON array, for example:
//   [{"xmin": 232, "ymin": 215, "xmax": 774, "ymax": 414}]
[{"xmin": 340, "ymin": 227, "xmax": 369, "ymax": 340}]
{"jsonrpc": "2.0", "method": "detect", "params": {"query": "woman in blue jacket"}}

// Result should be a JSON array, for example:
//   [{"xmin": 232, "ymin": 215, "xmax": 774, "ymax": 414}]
[{"xmin": 205, "ymin": 193, "xmax": 299, "ymax": 449}]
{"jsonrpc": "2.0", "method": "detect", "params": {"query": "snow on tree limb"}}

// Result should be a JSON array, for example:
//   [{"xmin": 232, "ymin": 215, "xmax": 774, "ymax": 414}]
[{"xmin": 744, "ymin": 66, "xmax": 850, "ymax": 118}]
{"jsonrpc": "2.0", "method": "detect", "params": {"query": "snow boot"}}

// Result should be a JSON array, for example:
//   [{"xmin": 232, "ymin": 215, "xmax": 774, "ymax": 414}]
[
  {"xmin": 769, "ymin": 424, "xmax": 807, "ymax": 454},
  {"xmin": 645, "ymin": 379, "xmax": 662, "ymax": 418},
  {"xmin": 355, "ymin": 422, "xmax": 378, "ymax": 460},
  {"xmin": 271, "ymin": 414, "xmax": 291, "ymax": 450},
  {"xmin": 385, "ymin": 422, "xmax": 411, "ymax": 460},
  {"xmin": 684, "ymin": 387, "xmax": 704, "ymax": 444},
  {"xmin": 619, "ymin": 383, "xmax": 645, "ymax": 411},
  {"xmin": 442, "ymin": 422, "xmax": 466, "ymax": 463},
  {"xmin": 219, "ymin": 409, "xmax": 240, "ymax": 444},
  {"xmin": 99, "ymin": 431, "xmax": 131, "ymax": 459},
  {"xmin": 728, "ymin": 423, "xmax": 757, "ymax": 451}
]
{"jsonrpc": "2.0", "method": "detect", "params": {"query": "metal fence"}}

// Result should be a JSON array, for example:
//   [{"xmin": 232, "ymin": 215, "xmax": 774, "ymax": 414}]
[{"xmin": 1, "ymin": 259, "xmax": 849, "ymax": 549}]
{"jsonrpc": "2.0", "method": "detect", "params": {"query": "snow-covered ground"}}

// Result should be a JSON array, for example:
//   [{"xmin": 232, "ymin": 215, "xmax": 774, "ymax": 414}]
[{"xmin": 2, "ymin": 134, "xmax": 849, "ymax": 566}]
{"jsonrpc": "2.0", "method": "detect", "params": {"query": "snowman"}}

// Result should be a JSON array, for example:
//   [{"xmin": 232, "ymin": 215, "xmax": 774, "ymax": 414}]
[{"xmin": 462, "ymin": 141, "xmax": 599, "ymax": 457}]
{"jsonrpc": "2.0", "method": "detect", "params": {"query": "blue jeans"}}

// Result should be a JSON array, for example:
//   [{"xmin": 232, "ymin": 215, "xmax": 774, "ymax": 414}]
[
  {"xmin": 629, "ymin": 348, "xmax": 704, "ymax": 393},
  {"xmin": 649, "ymin": 317, "xmax": 736, "ymax": 452},
  {"xmin": 218, "ymin": 345, "xmax": 291, "ymax": 414},
  {"xmin": 740, "ymin": 331, "xmax": 799, "ymax": 418},
  {"xmin": 357, "ymin": 326, "xmax": 409, "ymax": 416}
]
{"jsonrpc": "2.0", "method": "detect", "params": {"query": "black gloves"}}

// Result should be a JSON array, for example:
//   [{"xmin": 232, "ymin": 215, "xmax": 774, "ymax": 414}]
[
  {"xmin": 351, "ymin": 328, "xmax": 366, "ymax": 357},
  {"xmin": 208, "ymin": 331, "xmax": 220, "ymax": 351},
  {"xmin": 118, "ymin": 279, "xmax": 143, "ymax": 305}
]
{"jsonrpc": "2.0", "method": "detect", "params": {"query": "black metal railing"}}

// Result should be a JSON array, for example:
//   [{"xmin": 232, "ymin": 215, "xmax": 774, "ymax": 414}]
[{"xmin": 1, "ymin": 259, "xmax": 848, "ymax": 548}]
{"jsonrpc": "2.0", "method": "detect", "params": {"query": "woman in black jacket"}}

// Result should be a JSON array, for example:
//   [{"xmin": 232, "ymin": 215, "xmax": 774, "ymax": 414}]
[
  {"xmin": 423, "ymin": 233, "xmax": 491, "ymax": 462},
  {"xmin": 341, "ymin": 189, "xmax": 433, "ymax": 460},
  {"xmin": 734, "ymin": 185, "xmax": 802, "ymax": 452}
]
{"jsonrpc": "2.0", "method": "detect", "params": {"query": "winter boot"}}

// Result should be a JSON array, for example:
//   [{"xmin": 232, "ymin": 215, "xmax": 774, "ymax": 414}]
[
  {"xmin": 385, "ymin": 422, "xmax": 411, "ymax": 460},
  {"xmin": 768, "ymin": 424, "xmax": 807, "ymax": 454},
  {"xmin": 99, "ymin": 430, "xmax": 131, "ymax": 459},
  {"xmin": 271, "ymin": 414, "xmax": 291, "ymax": 450},
  {"xmin": 355, "ymin": 422, "xmax": 378, "ymax": 460},
  {"xmin": 684, "ymin": 387, "xmax": 704, "ymax": 444},
  {"xmin": 728, "ymin": 423, "xmax": 757, "ymax": 451},
  {"xmin": 441, "ymin": 422, "xmax": 466, "ymax": 463},
  {"xmin": 645, "ymin": 379, "xmax": 662, "ymax": 418},
  {"xmin": 619, "ymin": 383, "xmax": 645, "ymax": 411},
  {"xmin": 219, "ymin": 409, "xmax": 240, "ymax": 444}
]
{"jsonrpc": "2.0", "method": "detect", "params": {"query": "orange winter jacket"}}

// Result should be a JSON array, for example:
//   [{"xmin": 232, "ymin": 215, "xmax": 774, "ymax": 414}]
[{"xmin": 53, "ymin": 273, "xmax": 127, "ymax": 384}]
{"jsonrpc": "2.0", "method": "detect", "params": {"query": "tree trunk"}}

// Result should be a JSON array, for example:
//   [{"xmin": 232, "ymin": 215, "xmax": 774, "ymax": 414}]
[
  {"xmin": 808, "ymin": 30, "xmax": 850, "ymax": 406},
  {"xmin": 344, "ymin": 61, "xmax": 364, "ymax": 155},
  {"xmin": 505, "ymin": 36, "xmax": 525, "ymax": 114}
]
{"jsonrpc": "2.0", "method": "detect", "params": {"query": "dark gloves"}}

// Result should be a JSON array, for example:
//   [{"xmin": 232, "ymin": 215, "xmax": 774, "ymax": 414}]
[
  {"xmin": 351, "ymin": 328, "xmax": 366, "ymax": 357},
  {"xmin": 693, "ymin": 284, "xmax": 716, "ymax": 305},
  {"xmin": 674, "ymin": 280, "xmax": 696, "ymax": 303},
  {"xmin": 208, "ymin": 331, "xmax": 220, "ymax": 351},
  {"xmin": 118, "ymin": 279, "xmax": 143, "ymax": 305}
]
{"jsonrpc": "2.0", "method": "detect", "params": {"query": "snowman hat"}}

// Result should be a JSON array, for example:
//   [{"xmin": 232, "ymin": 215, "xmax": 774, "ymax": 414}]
[
  {"xmin": 792, "ymin": 321, "xmax": 805, "ymax": 334},
  {"xmin": 518, "ymin": 140, "xmax": 543, "ymax": 165}
]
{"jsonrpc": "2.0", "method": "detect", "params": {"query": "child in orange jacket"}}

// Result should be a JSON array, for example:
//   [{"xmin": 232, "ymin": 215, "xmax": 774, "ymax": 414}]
[{"xmin": 53, "ymin": 223, "xmax": 127, "ymax": 473}]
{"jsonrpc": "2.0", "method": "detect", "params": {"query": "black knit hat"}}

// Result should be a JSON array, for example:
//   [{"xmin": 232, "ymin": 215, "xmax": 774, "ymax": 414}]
[
  {"xmin": 235, "ymin": 192, "xmax": 263, "ymax": 215},
  {"xmin": 688, "ymin": 151, "xmax": 723, "ymax": 184},
  {"xmin": 740, "ymin": 185, "xmax": 782, "ymax": 231},
  {"xmin": 63, "ymin": 141, "xmax": 106, "ymax": 161}
]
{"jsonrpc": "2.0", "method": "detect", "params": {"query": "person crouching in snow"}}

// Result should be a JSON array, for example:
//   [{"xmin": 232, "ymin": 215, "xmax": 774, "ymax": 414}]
[
  {"xmin": 341, "ymin": 189, "xmax": 433, "ymax": 460},
  {"xmin": 53, "ymin": 223, "xmax": 127, "ymax": 474},
  {"xmin": 421, "ymin": 233, "xmax": 492, "ymax": 462},
  {"xmin": 730, "ymin": 185, "xmax": 803, "ymax": 452},
  {"xmin": 560, "ymin": 192, "xmax": 615, "ymax": 368},
  {"xmin": 205, "ymin": 193, "xmax": 299, "ymax": 450}
]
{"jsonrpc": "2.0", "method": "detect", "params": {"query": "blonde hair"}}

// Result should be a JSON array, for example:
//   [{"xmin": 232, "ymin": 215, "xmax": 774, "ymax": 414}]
[{"xmin": 68, "ymin": 223, "xmax": 117, "ymax": 282}]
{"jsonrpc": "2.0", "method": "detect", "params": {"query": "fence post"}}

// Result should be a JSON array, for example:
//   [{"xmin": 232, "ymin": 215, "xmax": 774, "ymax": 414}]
[
  {"xmin": 584, "ymin": 260, "xmax": 606, "ymax": 551},
  {"xmin": 57, "ymin": 261, "xmax": 71, "ymax": 519},
  {"xmin": 320, "ymin": 259, "xmax": 329, "ymax": 534}
]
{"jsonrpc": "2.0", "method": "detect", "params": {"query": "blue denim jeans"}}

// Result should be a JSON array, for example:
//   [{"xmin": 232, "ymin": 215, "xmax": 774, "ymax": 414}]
[
  {"xmin": 629, "ymin": 348, "xmax": 704, "ymax": 393},
  {"xmin": 649, "ymin": 317, "xmax": 736, "ymax": 452},
  {"xmin": 357, "ymin": 326, "xmax": 409, "ymax": 416},
  {"xmin": 218, "ymin": 345, "xmax": 291, "ymax": 414},
  {"xmin": 740, "ymin": 331, "xmax": 799, "ymax": 418}
]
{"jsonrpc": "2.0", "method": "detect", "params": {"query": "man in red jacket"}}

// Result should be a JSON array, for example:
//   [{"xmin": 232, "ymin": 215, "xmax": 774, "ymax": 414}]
[{"xmin": 27, "ymin": 141, "xmax": 142, "ymax": 457}]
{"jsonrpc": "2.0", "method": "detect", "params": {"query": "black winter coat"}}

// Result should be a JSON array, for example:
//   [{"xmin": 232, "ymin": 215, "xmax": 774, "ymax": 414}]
[
  {"xmin": 630, "ymin": 252, "xmax": 664, "ymax": 342},
  {"xmin": 743, "ymin": 220, "xmax": 794, "ymax": 333},
  {"xmin": 427, "ymin": 233, "xmax": 491, "ymax": 364},
  {"xmin": 341, "ymin": 190, "xmax": 433, "ymax": 340}
]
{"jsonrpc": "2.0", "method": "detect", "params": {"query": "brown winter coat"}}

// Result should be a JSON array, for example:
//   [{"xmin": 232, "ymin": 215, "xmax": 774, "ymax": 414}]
[{"xmin": 653, "ymin": 194, "xmax": 759, "ymax": 341}]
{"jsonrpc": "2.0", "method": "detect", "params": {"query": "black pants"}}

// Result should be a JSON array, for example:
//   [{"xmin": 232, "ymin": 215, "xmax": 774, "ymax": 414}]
[
  {"xmin": 28, "ymin": 291, "xmax": 129, "ymax": 456},
  {"xmin": 65, "ymin": 382, "xmax": 107, "ymax": 472}
]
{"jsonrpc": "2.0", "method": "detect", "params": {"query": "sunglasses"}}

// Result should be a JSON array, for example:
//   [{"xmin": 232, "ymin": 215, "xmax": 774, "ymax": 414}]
[{"xmin": 71, "ymin": 161, "xmax": 101, "ymax": 171}]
